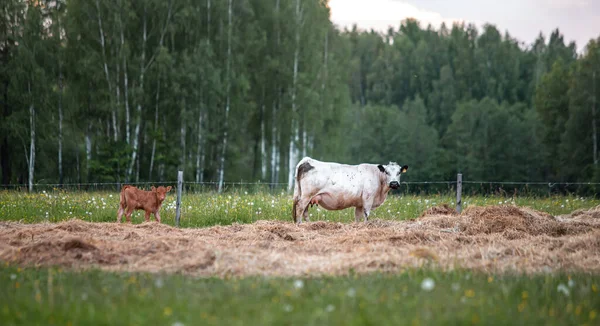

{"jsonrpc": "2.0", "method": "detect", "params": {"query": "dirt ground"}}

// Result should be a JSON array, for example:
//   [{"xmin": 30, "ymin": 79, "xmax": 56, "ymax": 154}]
[{"xmin": 1, "ymin": 204, "xmax": 600, "ymax": 277}]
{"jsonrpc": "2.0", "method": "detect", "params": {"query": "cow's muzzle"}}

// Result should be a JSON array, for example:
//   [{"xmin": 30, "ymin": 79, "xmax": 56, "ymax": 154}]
[{"xmin": 389, "ymin": 181, "xmax": 400, "ymax": 189}]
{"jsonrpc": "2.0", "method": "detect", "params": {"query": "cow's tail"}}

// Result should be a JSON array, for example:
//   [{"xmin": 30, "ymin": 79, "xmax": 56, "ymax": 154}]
[{"xmin": 292, "ymin": 157, "xmax": 314, "ymax": 223}]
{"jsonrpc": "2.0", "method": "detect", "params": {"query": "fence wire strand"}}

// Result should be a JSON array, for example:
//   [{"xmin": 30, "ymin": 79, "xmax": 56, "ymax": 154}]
[{"xmin": 4, "ymin": 180, "xmax": 600, "ymax": 188}]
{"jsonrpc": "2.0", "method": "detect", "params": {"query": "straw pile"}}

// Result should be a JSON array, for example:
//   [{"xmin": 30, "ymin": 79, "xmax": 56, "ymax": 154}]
[{"xmin": 1, "ymin": 204, "xmax": 599, "ymax": 276}]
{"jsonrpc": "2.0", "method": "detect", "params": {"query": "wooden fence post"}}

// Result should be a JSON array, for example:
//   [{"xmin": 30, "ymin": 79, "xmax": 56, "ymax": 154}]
[
  {"xmin": 456, "ymin": 173, "xmax": 462, "ymax": 213},
  {"xmin": 175, "ymin": 171, "xmax": 183, "ymax": 227}
]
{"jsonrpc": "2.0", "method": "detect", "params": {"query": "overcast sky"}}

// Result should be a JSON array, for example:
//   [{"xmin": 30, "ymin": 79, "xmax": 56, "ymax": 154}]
[{"xmin": 329, "ymin": 0, "xmax": 600, "ymax": 52}]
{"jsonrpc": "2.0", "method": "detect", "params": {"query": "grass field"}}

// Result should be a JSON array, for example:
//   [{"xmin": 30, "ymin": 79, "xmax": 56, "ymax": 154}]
[
  {"xmin": 1, "ymin": 190, "xmax": 600, "ymax": 325},
  {"xmin": 1, "ymin": 190, "xmax": 599, "ymax": 227},
  {"xmin": 1, "ymin": 266, "xmax": 598, "ymax": 326}
]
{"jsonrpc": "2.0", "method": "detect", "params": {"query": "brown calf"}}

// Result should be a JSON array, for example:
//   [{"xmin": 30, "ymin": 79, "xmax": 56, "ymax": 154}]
[{"xmin": 117, "ymin": 185, "xmax": 172, "ymax": 223}]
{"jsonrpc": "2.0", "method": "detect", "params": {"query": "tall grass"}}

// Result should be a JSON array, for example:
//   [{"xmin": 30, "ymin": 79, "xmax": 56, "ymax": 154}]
[
  {"xmin": 0, "ymin": 190, "xmax": 598, "ymax": 227},
  {"xmin": 0, "ymin": 266, "xmax": 598, "ymax": 325}
]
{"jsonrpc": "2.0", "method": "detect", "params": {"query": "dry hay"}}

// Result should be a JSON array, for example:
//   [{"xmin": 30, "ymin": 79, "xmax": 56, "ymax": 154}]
[{"xmin": 1, "ymin": 204, "xmax": 600, "ymax": 277}]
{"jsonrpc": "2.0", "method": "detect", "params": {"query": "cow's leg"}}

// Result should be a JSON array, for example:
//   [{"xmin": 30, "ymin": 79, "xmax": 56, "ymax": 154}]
[
  {"xmin": 154, "ymin": 210, "xmax": 161, "ymax": 223},
  {"xmin": 354, "ymin": 207, "xmax": 364, "ymax": 223},
  {"xmin": 295, "ymin": 198, "xmax": 311, "ymax": 224},
  {"xmin": 144, "ymin": 210, "xmax": 151, "ymax": 222},
  {"xmin": 125, "ymin": 207, "xmax": 134, "ymax": 223},
  {"xmin": 363, "ymin": 207, "xmax": 371, "ymax": 222},
  {"xmin": 361, "ymin": 195, "xmax": 375, "ymax": 223}
]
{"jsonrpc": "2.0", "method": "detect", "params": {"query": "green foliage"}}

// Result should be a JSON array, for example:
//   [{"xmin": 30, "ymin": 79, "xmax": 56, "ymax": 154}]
[{"xmin": 1, "ymin": 1, "xmax": 600, "ymax": 189}]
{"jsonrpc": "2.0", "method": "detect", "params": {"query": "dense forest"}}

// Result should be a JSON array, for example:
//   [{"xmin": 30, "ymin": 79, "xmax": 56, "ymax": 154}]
[{"xmin": 1, "ymin": 0, "xmax": 599, "ymax": 192}]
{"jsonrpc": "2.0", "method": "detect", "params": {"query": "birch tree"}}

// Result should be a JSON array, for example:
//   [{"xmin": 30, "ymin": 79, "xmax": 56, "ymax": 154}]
[
  {"xmin": 287, "ymin": 0, "xmax": 302, "ymax": 192},
  {"xmin": 217, "ymin": 0, "xmax": 233, "ymax": 193}
]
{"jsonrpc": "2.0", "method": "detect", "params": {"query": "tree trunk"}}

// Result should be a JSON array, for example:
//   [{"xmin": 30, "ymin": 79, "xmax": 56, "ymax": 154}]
[
  {"xmin": 28, "ymin": 82, "xmax": 35, "ymax": 192},
  {"xmin": 287, "ymin": 0, "xmax": 301, "ymax": 192},
  {"xmin": 180, "ymin": 98, "xmax": 186, "ymax": 170},
  {"xmin": 85, "ymin": 121, "xmax": 92, "ymax": 182},
  {"xmin": 95, "ymin": 0, "xmax": 115, "ymax": 140},
  {"xmin": 122, "ymin": 33, "xmax": 130, "ymax": 145},
  {"xmin": 270, "ymin": 0, "xmax": 281, "ymax": 187},
  {"xmin": 217, "ymin": 0, "xmax": 233, "ymax": 193},
  {"xmin": 271, "ymin": 100, "xmax": 278, "ymax": 185},
  {"xmin": 260, "ymin": 101, "xmax": 267, "ymax": 180},
  {"xmin": 594, "ymin": 71, "xmax": 597, "ymax": 165},
  {"xmin": 114, "ymin": 58, "xmax": 120, "ymax": 142},
  {"xmin": 196, "ymin": 107, "xmax": 203, "ymax": 183},
  {"xmin": 127, "ymin": 2, "xmax": 148, "ymax": 181},
  {"xmin": 1, "ymin": 79, "xmax": 10, "ymax": 185},
  {"xmin": 149, "ymin": 78, "xmax": 160, "ymax": 179},
  {"xmin": 159, "ymin": 114, "xmax": 167, "ymax": 181},
  {"xmin": 207, "ymin": 0, "xmax": 211, "ymax": 42},
  {"xmin": 58, "ymin": 62, "xmax": 64, "ymax": 186}
]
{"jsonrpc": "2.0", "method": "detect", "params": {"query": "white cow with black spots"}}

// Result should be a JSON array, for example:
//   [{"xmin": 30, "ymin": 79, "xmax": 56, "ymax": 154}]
[{"xmin": 292, "ymin": 157, "xmax": 408, "ymax": 224}]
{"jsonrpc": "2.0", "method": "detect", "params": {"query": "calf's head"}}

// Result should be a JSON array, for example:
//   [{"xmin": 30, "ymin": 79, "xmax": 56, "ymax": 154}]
[
  {"xmin": 151, "ymin": 186, "xmax": 172, "ymax": 202},
  {"xmin": 378, "ymin": 162, "xmax": 408, "ymax": 189}
]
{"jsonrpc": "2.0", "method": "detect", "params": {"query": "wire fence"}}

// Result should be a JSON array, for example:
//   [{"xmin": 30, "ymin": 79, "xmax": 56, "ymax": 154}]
[{"xmin": 3, "ymin": 178, "xmax": 600, "ymax": 196}]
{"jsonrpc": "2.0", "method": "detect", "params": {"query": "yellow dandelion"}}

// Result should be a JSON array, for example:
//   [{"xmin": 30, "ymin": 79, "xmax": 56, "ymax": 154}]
[
  {"xmin": 590, "ymin": 310, "xmax": 597, "ymax": 320},
  {"xmin": 518, "ymin": 301, "xmax": 526, "ymax": 312},
  {"xmin": 576, "ymin": 306, "xmax": 582, "ymax": 316},
  {"xmin": 163, "ymin": 307, "xmax": 172, "ymax": 316},
  {"xmin": 592, "ymin": 284, "xmax": 598, "ymax": 293},
  {"xmin": 464, "ymin": 289, "xmax": 475, "ymax": 298},
  {"xmin": 521, "ymin": 291, "xmax": 528, "ymax": 300},
  {"xmin": 487, "ymin": 276, "xmax": 493, "ymax": 283}
]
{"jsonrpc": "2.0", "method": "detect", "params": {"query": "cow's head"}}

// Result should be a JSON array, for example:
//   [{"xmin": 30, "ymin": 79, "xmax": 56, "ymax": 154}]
[
  {"xmin": 378, "ymin": 162, "xmax": 408, "ymax": 189},
  {"xmin": 152, "ymin": 186, "xmax": 173, "ymax": 202}
]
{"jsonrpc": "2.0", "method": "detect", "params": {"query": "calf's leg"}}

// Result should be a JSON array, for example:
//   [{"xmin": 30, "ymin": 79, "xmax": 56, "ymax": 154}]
[
  {"xmin": 117, "ymin": 205, "xmax": 125, "ymax": 223},
  {"xmin": 144, "ymin": 210, "xmax": 151, "ymax": 222},
  {"xmin": 125, "ymin": 207, "xmax": 134, "ymax": 223},
  {"xmin": 154, "ymin": 210, "xmax": 161, "ymax": 223}
]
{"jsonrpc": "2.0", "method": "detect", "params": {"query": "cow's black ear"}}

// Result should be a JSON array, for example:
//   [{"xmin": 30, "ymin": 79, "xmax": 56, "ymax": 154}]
[
  {"xmin": 378, "ymin": 164, "xmax": 386, "ymax": 173},
  {"xmin": 401, "ymin": 165, "xmax": 408, "ymax": 173}
]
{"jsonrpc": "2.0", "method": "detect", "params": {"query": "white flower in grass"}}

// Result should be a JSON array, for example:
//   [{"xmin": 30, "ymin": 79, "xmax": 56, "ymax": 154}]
[
  {"xmin": 155, "ymin": 278, "xmax": 164, "ymax": 288},
  {"xmin": 10, "ymin": 274, "xmax": 16, "ymax": 280},
  {"xmin": 188, "ymin": 206, "xmax": 192, "ymax": 209},
  {"xmin": 325, "ymin": 304, "xmax": 335, "ymax": 312},
  {"xmin": 568, "ymin": 279, "xmax": 575, "ymax": 288},
  {"xmin": 109, "ymin": 194, "xmax": 113, "ymax": 198},
  {"xmin": 81, "ymin": 293, "xmax": 88, "ymax": 301},
  {"xmin": 347, "ymin": 288, "xmax": 356, "ymax": 297},
  {"xmin": 421, "ymin": 278, "xmax": 435, "ymax": 292},
  {"xmin": 293, "ymin": 280, "xmax": 304, "ymax": 289},
  {"xmin": 557, "ymin": 283, "xmax": 570, "ymax": 296},
  {"xmin": 283, "ymin": 304, "xmax": 293, "ymax": 312},
  {"xmin": 451, "ymin": 283, "xmax": 460, "ymax": 292},
  {"xmin": 172, "ymin": 322, "xmax": 185, "ymax": 326}
]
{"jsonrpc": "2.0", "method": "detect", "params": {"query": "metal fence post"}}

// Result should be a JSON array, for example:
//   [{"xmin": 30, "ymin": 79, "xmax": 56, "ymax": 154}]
[
  {"xmin": 175, "ymin": 171, "xmax": 183, "ymax": 227},
  {"xmin": 456, "ymin": 173, "xmax": 462, "ymax": 213}
]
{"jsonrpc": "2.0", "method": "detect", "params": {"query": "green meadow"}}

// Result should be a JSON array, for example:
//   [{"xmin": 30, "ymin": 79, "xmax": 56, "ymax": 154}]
[{"xmin": 1, "ymin": 191, "xmax": 599, "ymax": 325}]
